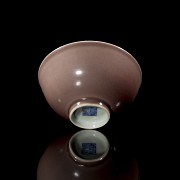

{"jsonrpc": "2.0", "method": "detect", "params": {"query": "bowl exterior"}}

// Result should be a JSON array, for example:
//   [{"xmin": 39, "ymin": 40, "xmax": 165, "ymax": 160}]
[{"xmin": 38, "ymin": 41, "xmax": 142, "ymax": 119}]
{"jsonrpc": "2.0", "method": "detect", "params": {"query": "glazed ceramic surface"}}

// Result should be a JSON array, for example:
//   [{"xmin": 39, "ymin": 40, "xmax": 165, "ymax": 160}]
[
  {"xmin": 38, "ymin": 41, "xmax": 142, "ymax": 129},
  {"xmin": 37, "ymin": 130, "xmax": 139, "ymax": 180}
]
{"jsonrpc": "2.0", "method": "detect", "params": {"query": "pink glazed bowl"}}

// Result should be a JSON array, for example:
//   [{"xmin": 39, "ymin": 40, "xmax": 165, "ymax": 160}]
[{"xmin": 38, "ymin": 41, "xmax": 142, "ymax": 129}]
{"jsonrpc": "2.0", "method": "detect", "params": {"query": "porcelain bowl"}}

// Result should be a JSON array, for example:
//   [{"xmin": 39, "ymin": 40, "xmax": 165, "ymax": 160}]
[{"xmin": 38, "ymin": 41, "xmax": 142, "ymax": 129}]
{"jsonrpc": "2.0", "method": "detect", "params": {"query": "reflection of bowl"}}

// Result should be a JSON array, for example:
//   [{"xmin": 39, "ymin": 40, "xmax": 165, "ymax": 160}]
[
  {"xmin": 37, "ymin": 130, "xmax": 139, "ymax": 180},
  {"xmin": 69, "ymin": 130, "xmax": 109, "ymax": 165},
  {"xmin": 38, "ymin": 41, "xmax": 142, "ymax": 129}
]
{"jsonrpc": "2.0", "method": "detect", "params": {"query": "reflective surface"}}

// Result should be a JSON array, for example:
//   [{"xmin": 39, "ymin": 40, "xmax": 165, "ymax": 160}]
[
  {"xmin": 68, "ymin": 130, "xmax": 110, "ymax": 165},
  {"xmin": 37, "ymin": 129, "xmax": 139, "ymax": 180}
]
